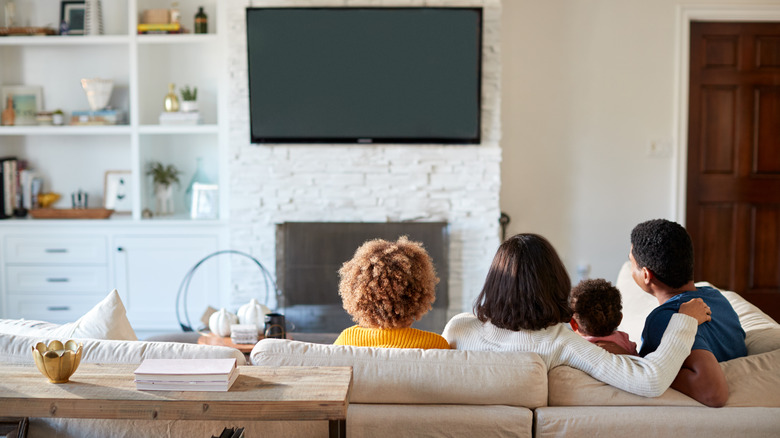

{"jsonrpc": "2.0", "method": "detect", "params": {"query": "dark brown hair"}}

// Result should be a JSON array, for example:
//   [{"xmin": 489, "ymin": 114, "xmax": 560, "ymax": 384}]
[
  {"xmin": 339, "ymin": 236, "xmax": 439, "ymax": 329},
  {"xmin": 570, "ymin": 278, "xmax": 623, "ymax": 337},
  {"xmin": 474, "ymin": 233, "xmax": 572, "ymax": 331}
]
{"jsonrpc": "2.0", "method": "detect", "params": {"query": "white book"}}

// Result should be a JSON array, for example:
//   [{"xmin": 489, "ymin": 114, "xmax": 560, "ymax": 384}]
[
  {"xmin": 135, "ymin": 366, "xmax": 240, "ymax": 392},
  {"xmin": 133, "ymin": 358, "xmax": 237, "ymax": 382}
]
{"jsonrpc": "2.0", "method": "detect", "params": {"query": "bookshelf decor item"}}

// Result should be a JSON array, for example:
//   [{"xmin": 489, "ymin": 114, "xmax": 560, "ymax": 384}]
[
  {"xmin": 60, "ymin": 1, "xmax": 86, "ymax": 35},
  {"xmin": 0, "ymin": 85, "xmax": 42, "ymax": 126},
  {"xmin": 104, "ymin": 170, "xmax": 132, "ymax": 213}
]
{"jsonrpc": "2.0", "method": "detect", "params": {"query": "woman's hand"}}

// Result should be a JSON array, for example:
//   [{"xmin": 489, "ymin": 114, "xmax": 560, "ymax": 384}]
[{"xmin": 679, "ymin": 298, "xmax": 712, "ymax": 325}]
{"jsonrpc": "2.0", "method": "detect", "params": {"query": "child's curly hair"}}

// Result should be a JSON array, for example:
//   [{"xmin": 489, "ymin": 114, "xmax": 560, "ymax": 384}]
[
  {"xmin": 570, "ymin": 278, "xmax": 623, "ymax": 337},
  {"xmin": 338, "ymin": 236, "xmax": 439, "ymax": 329}
]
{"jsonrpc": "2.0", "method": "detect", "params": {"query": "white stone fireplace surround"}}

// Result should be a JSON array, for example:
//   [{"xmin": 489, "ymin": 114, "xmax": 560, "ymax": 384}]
[{"xmin": 226, "ymin": 0, "xmax": 502, "ymax": 321}]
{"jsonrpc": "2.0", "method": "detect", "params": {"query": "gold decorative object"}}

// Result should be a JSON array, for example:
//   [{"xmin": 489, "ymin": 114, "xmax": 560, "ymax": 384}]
[
  {"xmin": 37, "ymin": 192, "xmax": 61, "ymax": 208},
  {"xmin": 164, "ymin": 83, "xmax": 180, "ymax": 112},
  {"xmin": 31, "ymin": 340, "xmax": 83, "ymax": 383}
]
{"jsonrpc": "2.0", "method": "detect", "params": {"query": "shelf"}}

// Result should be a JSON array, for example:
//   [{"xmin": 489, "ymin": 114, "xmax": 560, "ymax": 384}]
[
  {"xmin": 0, "ymin": 125, "xmax": 133, "ymax": 136},
  {"xmin": 139, "ymin": 124, "xmax": 219, "ymax": 135},
  {"xmin": 0, "ymin": 35, "xmax": 131, "ymax": 46},
  {"xmin": 136, "ymin": 34, "xmax": 218, "ymax": 44}
]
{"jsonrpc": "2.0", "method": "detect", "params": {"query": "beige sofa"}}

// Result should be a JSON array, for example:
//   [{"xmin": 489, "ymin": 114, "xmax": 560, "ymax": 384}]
[
  {"xmin": 2, "ymin": 265, "xmax": 779, "ymax": 437},
  {"xmin": 250, "ymin": 262, "xmax": 780, "ymax": 437}
]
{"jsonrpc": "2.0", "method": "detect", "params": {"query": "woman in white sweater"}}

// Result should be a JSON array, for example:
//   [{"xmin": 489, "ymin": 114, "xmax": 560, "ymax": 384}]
[{"xmin": 442, "ymin": 233, "xmax": 711, "ymax": 398}]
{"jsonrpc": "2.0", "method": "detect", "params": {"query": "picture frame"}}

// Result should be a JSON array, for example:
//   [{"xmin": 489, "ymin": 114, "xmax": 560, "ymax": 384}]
[
  {"xmin": 191, "ymin": 183, "xmax": 219, "ymax": 219},
  {"xmin": 1, "ymin": 85, "xmax": 43, "ymax": 126},
  {"xmin": 104, "ymin": 170, "xmax": 132, "ymax": 213},
  {"xmin": 60, "ymin": 1, "xmax": 86, "ymax": 35}
]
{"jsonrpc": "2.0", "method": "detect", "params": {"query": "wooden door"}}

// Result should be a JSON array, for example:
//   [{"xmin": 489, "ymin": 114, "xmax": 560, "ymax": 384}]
[{"xmin": 687, "ymin": 22, "xmax": 780, "ymax": 321}]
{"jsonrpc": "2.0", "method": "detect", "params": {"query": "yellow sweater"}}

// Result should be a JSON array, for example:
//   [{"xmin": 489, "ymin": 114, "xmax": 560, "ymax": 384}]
[{"xmin": 334, "ymin": 326, "xmax": 451, "ymax": 349}]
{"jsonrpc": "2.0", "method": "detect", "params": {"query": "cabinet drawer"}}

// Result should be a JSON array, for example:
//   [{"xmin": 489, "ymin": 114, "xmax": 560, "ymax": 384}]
[
  {"xmin": 5, "ymin": 266, "xmax": 108, "ymax": 293},
  {"xmin": 4, "ymin": 236, "xmax": 107, "ymax": 264},
  {"xmin": 5, "ymin": 294, "xmax": 104, "ymax": 323}
]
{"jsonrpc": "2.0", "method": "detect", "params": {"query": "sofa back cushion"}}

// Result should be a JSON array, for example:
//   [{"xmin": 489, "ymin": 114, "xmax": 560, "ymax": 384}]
[
  {"xmin": 0, "ymin": 289, "xmax": 137, "ymax": 341},
  {"xmin": 0, "ymin": 332, "xmax": 246, "ymax": 365},
  {"xmin": 251, "ymin": 339, "xmax": 548, "ymax": 408},
  {"xmin": 548, "ymin": 348, "xmax": 780, "ymax": 407}
]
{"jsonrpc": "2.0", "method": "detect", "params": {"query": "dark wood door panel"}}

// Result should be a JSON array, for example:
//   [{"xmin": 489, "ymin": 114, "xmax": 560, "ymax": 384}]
[{"xmin": 688, "ymin": 21, "xmax": 780, "ymax": 322}]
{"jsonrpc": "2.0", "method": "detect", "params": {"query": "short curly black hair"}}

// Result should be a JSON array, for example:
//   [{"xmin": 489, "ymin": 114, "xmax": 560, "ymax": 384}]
[
  {"xmin": 630, "ymin": 219, "xmax": 694, "ymax": 289},
  {"xmin": 570, "ymin": 279, "xmax": 623, "ymax": 337}
]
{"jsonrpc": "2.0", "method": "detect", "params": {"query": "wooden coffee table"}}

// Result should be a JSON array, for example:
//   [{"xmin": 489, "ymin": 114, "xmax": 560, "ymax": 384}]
[{"xmin": 0, "ymin": 363, "xmax": 352, "ymax": 438}]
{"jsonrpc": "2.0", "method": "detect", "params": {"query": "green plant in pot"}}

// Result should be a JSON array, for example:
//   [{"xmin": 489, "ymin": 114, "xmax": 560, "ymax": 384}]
[
  {"xmin": 147, "ymin": 162, "xmax": 181, "ymax": 216},
  {"xmin": 179, "ymin": 85, "xmax": 198, "ymax": 113}
]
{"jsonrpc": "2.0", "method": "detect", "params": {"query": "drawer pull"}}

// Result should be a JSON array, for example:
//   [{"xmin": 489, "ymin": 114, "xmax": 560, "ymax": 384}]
[
  {"xmin": 47, "ymin": 306, "xmax": 71, "ymax": 312},
  {"xmin": 45, "ymin": 249, "xmax": 68, "ymax": 254},
  {"xmin": 46, "ymin": 278, "xmax": 70, "ymax": 283}
]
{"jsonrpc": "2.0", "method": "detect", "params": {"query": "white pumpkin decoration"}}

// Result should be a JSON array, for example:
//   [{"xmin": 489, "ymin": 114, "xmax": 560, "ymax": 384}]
[
  {"xmin": 237, "ymin": 298, "xmax": 271, "ymax": 333},
  {"xmin": 209, "ymin": 308, "xmax": 238, "ymax": 337}
]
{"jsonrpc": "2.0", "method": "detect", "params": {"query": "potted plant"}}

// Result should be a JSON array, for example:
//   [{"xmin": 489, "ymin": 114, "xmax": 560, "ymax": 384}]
[
  {"xmin": 146, "ymin": 161, "xmax": 181, "ymax": 215},
  {"xmin": 179, "ymin": 85, "xmax": 198, "ymax": 113}
]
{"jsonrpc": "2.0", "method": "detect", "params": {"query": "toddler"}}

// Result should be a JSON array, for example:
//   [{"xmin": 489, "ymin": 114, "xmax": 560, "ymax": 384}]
[
  {"xmin": 334, "ymin": 236, "xmax": 450, "ymax": 349},
  {"xmin": 570, "ymin": 278, "xmax": 637, "ymax": 355}
]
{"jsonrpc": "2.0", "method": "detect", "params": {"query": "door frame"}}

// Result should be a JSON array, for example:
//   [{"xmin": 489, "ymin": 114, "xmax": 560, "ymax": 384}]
[{"xmin": 672, "ymin": 4, "xmax": 780, "ymax": 223}]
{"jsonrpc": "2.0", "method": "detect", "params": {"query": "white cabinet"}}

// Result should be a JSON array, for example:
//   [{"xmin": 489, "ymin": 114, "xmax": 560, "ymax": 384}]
[
  {"xmin": 0, "ymin": 0, "xmax": 226, "ymax": 222},
  {"xmin": 2, "ymin": 233, "xmax": 110, "ymax": 324},
  {"xmin": 113, "ymin": 234, "xmax": 220, "ymax": 335}
]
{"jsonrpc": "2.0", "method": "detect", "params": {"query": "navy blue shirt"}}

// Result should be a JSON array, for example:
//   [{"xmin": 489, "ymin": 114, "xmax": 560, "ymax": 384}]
[{"xmin": 639, "ymin": 285, "xmax": 747, "ymax": 362}]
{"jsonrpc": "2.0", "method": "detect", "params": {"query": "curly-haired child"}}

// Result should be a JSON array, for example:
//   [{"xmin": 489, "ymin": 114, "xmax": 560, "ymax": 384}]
[
  {"xmin": 569, "ymin": 278, "xmax": 638, "ymax": 355},
  {"xmin": 334, "ymin": 236, "xmax": 450, "ymax": 349}
]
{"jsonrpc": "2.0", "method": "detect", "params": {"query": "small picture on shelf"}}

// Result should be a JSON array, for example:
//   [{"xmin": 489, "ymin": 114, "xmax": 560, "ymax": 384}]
[
  {"xmin": 1, "ymin": 85, "xmax": 43, "ymax": 126},
  {"xmin": 60, "ymin": 1, "xmax": 86, "ymax": 35},
  {"xmin": 191, "ymin": 183, "xmax": 218, "ymax": 220},
  {"xmin": 104, "ymin": 170, "xmax": 132, "ymax": 213}
]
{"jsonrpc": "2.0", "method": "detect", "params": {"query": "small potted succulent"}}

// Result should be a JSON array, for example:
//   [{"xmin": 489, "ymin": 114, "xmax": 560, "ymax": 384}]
[
  {"xmin": 146, "ymin": 161, "xmax": 180, "ymax": 215},
  {"xmin": 179, "ymin": 85, "xmax": 198, "ymax": 113}
]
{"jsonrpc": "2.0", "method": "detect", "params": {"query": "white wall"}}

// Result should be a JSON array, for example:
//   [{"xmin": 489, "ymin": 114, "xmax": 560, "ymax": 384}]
[
  {"xmin": 227, "ymin": 0, "xmax": 502, "ymax": 316},
  {"xmin": 500, "ymin": 0, "xmax": 780, "ymax": 285}
]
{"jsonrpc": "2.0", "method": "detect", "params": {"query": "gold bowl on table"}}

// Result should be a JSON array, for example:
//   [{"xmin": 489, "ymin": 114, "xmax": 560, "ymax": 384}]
[{"xmin": 31, "ymin": 340, "xmax": 83, "ymax": 383}]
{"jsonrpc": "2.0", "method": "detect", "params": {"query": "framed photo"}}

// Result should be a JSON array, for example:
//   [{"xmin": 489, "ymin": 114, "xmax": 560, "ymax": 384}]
[
  {"xmin": 104, "ymin": 170, "xmax": 132, "ymax": 213},
  {"xmin": 191, "ymin": 183, "xmax": 219, "ymax": 219},
  {"xmin": 1, "ymin": 86, "xmax": 43, "ymax": 126},
  {"xmin": 60, "ymin": 1, "xmax": 86, "ymax": 35}
]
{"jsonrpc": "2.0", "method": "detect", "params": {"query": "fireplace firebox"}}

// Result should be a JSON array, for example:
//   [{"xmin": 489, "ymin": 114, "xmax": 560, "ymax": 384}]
[{"xmin": 276, "ymin": 222, "xmax": 449, "ymax": 334}]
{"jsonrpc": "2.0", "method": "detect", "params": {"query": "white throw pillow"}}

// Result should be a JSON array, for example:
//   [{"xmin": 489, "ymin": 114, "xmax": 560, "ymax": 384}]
[{"xmin": 0, "ymin": 289, "xmax": 137, "ymax": 341}]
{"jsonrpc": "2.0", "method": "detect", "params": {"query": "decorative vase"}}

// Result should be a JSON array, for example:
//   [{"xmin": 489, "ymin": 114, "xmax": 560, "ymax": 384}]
[
  {"xmin": 185, "ymin": 157, "xmax": 210, "ymax": 213},
  {"xmin": 237, "ymin": 298, "xmax": 271, "ymax": 333},
  {"xmin": 209, "ymin": 308, "xmax": 238, "ymax": 337},
  {"xmin": 80, "ymin": 78, "xmax": 113, "ymax": 112},
  {"xmin": 154, "ymin": 183, "xmax": 174, "ymax": 215},
  {"xmin": 164, "ymin": 83, "xmax": 179, "ymax": 112}
]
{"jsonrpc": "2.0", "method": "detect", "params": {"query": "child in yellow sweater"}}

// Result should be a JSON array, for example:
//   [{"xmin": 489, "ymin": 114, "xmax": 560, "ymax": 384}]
[{"xmin": 334, "ymin": 236, "xmax": 450, "ymax": 349}]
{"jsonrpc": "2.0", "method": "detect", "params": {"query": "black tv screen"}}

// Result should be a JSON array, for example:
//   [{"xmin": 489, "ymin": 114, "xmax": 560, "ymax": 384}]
[{"xmin": 246, "ymin": 7, "xmax": 482, "ymax": 144}]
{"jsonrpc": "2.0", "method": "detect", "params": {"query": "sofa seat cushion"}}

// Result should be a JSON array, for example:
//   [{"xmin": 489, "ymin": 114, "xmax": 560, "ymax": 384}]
[
  {"xmin": 0, "ymin": 289, "xmax": 137, "ymax": 341},
  {"xmin": 535, "ymin": 406, "xmax": 780, "ymax": 438},
  {"xmin": 251, "ymin": 339, "xmax": 548, "ymax": 407},
  {"xmin": 348, "ymin": 404, "xmax": 533, "ymax": 438},
  {"xmin": 0, "ymin": 332, "xmax": 246, "ymax": 365},
  {"xmin": 547, "ymin": 349, "xmax": 780, "ymax": 407}
]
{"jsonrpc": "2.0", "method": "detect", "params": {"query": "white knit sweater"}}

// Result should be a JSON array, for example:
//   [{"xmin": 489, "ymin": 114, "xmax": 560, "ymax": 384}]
[{"xmin": 442, "ymin": 312, "xmax": 697, "ymax": 397}]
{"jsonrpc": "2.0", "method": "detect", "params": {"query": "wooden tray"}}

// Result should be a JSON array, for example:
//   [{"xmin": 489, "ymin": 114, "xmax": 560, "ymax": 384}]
[{"xmin": 29, "ymin": 208, "xmax": 114, "ymax": 220}]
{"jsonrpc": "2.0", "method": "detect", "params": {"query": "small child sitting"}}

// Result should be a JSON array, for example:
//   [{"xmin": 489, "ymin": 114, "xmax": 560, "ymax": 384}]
[
  {"xmin": 569, "ymin": 278, "xmax": 638, "ymax": 355},
  {"xmin": 334, "ymin": 236, "xmax": 450, "ymax": 349}
]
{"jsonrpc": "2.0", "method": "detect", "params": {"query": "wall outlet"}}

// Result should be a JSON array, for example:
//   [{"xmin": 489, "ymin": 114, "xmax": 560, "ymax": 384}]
[{"xmin": 647, "ymin": 140, "xmax": 672, "ymax": 158}]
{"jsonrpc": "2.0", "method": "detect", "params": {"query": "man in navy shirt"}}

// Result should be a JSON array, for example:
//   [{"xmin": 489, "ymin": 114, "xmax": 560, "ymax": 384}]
[{"xmin": 629, "ymin": 219, "xmax": 746, "ymax": 407}]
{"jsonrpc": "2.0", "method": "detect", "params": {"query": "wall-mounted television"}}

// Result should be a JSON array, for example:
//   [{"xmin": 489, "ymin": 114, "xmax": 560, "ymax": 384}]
[{"xmin": 246, "ymin": 7, "xmax": 483, "ymax": 144}]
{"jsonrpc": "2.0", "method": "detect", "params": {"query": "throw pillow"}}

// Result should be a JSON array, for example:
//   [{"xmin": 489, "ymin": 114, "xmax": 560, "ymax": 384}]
[{"xmin": 0, "ymin": 289, "xmax": 137, "ymax": 341}]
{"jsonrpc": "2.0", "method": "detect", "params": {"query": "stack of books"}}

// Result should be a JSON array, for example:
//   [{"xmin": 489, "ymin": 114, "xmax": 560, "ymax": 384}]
[
  {"xmin": 230, "ymin": 324, "xmax": 258, "ymax": 345},
  {"xmin": 159, "ymin": 111, "xmax": 202, "ymax": 125},
  {"xmin": 137, "ymin": 23, "xmax": 182, "ymax": 34},
  {"xmin": 133, "ymin": 358, "xmax": 239, "ymax": 391},
  {"xmin": 71, "ymin": 109, "xmax": 124, "ymax": 125}
]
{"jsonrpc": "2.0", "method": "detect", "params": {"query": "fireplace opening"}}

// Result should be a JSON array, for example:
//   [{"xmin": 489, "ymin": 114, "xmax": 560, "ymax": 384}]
[{"xmin": 276, "ymin": 222, "xmax": 449, "ymax": 334}]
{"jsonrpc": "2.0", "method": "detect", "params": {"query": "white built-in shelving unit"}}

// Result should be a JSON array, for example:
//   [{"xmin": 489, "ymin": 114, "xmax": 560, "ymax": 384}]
[{"xmin": 0, "ymin": 0, "xmax": 226, "ymax": 222}]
